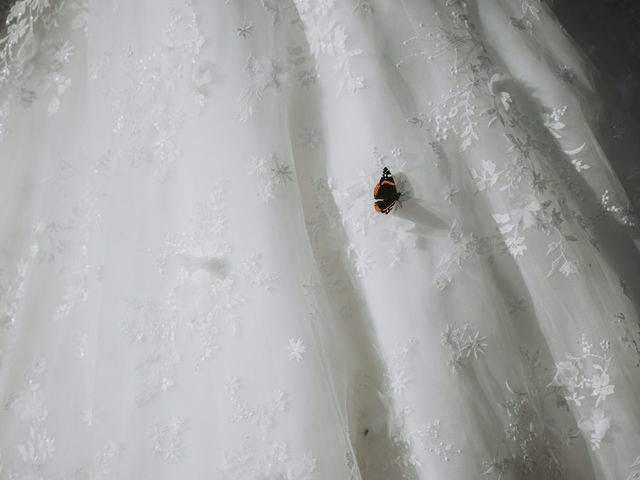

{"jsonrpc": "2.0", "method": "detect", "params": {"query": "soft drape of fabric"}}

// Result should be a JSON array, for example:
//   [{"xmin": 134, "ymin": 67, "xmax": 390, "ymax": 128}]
[{"xmin": 0, "ymin": 1, "xmax": 639, "ymax": 479}]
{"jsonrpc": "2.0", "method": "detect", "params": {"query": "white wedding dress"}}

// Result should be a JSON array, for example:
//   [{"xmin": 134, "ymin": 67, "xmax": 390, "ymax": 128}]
[{"xmin": 1, "ymin": 0, "xmax": 640, "ymax": 479}]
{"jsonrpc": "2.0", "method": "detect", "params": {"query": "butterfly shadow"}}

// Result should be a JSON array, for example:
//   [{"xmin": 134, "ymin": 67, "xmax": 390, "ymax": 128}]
[{"xmin": 392, "ymin": 173, "xmax": 449, "ymax": 249}]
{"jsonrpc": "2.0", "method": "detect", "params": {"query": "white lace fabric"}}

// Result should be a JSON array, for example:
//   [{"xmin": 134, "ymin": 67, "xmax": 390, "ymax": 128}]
[{"xmin": 0, "ymin": 0, "xmax": 639, "ymax": 479}]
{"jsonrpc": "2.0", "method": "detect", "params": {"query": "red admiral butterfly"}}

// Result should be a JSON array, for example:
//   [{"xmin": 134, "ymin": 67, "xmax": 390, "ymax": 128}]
[{"xmin": 373, "ymin": 167, "xmax": 401, "ymax": 214}]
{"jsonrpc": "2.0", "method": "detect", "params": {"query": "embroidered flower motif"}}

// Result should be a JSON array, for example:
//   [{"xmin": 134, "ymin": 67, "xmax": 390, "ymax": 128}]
[
  {"xmin": 372, "ymin": 146, "xmax": 407, "ymax": 173},
  {"xmin": 577, "ymin": 409, "xmax": 609, "ymax": 450},
  {"xmin": 70, "ymin": 0, "xmax": 89, "ymax": 34},
  {"xmin": 558, "ymin": 259, "xmax": 579, "ymax": 276},
  {"xmin": 306, "ymin": 18, "xmax": 346, "ymax": 57},
  {"xmin": 443, "ymin": 185, "xmax": 461, "ymax": 203},
  {"xmin": 150, "ymin": 417, "xmax": 189, "ymax": 462},
  {"xmin": 483, "ymin": 350, "xmax": 577, "ymax": 479},
  {"xmin": 398, "ymin": 12, "xmax": 488, "ymax": 149},
  {"xmin": 384, "ymin": 340, "xmax": 418, "ymax": 396},
  {"xmin": 248, "ymin": 153, "xmax": 295, "ymax": 202},
  {"xmin": 436, "ymin": 219, "xmax": 494, "ymax": 289},
  {"xmin": 601, "ymin": 190, "xmax": 638, "ymax": 227},
  {"xmin": 571, "ymin": 159, "xmax": 591, "ymax": 172},
  {"xmin": 389, "ymin": 408, "xmax": 462, "ymax": 468},
  {"xmin": 108, "ymin": 0, "xmax": 211, "ymax": 180},
  {"xmin": 236, "ymin": 20, "xmax": 253, "ymax": 38},
  {"xmin": 415, "ymin": 420, "xmax": 462, "ymax": 462},
  {"xmin": 287, "ymin": 338, "xmax": 307, "ymax": 362},
  {"xmin": 287, "ymin": 45, "xmax": 319, "ymax": 88},
  {"xmin": 17, "ymin": 426, "xmax": 56, "ymax": 465},
  {"xmin": 434, "ymin": 271, "xmax": 452, "ymax": 291},
  {"xmin": 0, "ymin": 260, "xmax": 28, "ymax": 329},
  {"xmin": 492, "ymin": 199, "xmax": 544, "ymax": 258},
  {"xmin": 469, "ymin": 160, "xmax": 504, "ymax": 192},
  {"xmin": 507, "ymin": 296, "xmax": 526, "ymax": 315},
  {"xmin": 242, "ymin": 254, "xmax": 279, "ymax": 290},
  {"xmin": 0, "ymin": 0, "xmax": 87, "ymax": 138},
  {"xmin": 553, "ymin": 360, "xmax": 580, "ymax": 395},
  {"xmin": 239, "ymin": 56, "xmax": 289, "ymax": 121},
  {"xmin": 484, "ymin": 73, "xmax": 513, "ymax": 127},
  {"xmin": 2, "ymin": 358, "xmax": 59, "ymax": 476},
  {"xmin": 294, "ymin": 0, "xmax": 364, "ymax": 94},
  {"xmin": 551, "ymin": 335, "xmax": 614, "ymax": 450},
  {"xmin": 222, "ymin": 441, "xmax": 318, "ymax": 480},
  {"xmin": 520, "ymin": 0, "xmax": 541, "ymax": 20},
  {"xmin": 543, "ymin": 106, "xmax": 567, "ymax": 139},
  {"xmin": 509, "ymin": 0, "xmax": 541, "ymax": 34},
  {"xmin": 612, "ymin": 313, "xmax": 640, "ymax": 367},
  {"xmin": 121, "ymin": 298, "xmax": 182, "ymax": 404},
  {"xmin": 348, "ymin": 244, "xmax": 374, "ymax": 278},
  {"xmin": 298, "ymin": 127, "xmax": 323, "ymax": 150},
  {"xmin": 590, "ymin": 370, "xmax": 614, "ymax": 406},
  {"xmin": 271, "ymin": 160, "xmax": 295, "ymax": 185},
  {"xmin": 441, "ymin": 323, "xmax": 487, "ymax": 372},
  {"xmin": 227, "ymin": 378, "xmax": 289, "ymax": 435}
]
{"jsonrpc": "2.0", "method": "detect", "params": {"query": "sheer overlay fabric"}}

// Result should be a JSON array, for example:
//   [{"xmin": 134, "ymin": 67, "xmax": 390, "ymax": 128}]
[{"xmin": 0, "ymin": 1, "xmax": 639, "ymax": 479}]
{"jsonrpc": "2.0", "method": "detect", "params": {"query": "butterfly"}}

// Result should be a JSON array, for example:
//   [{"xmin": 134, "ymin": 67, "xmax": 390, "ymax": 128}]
[{"xmin": 373, "ymin": 167, "xmax": 401, "ymax": 214}]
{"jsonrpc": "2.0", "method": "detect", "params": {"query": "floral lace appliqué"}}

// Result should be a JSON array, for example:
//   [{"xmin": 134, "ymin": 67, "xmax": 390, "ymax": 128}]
[
  {"xmin": 551, "ymin": 335, "xmax": 614, "ymax": 450},
  {"xmin": 294, "ymin": 0, "xmax": 364, "ymax": 94},
  {"xmin": 0, "ymin": 0, "xmax": 86, "ymax": 140},
  {"xmin": 150, "ymin": 416, "xmax": 189, "ymax": 463},
  {"xmin": 248, "ymin": 152, "xmax": 296, "ymax": 203},
  {"xmin": 440, "ymin": 323, "xmax": 487, "ymax": 372}
]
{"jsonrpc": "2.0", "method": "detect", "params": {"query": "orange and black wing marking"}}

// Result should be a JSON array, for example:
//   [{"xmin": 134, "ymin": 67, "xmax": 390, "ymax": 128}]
[{"xmin": 373, "ymin": 167, "xmax": 400, "ymax": 214}]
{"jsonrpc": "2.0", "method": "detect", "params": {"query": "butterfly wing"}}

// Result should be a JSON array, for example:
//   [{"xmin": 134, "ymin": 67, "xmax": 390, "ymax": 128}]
[
  {"xmin": 373, "ymin": 168, "xmax": 399, "ymax": 214},
  {"xmin": 374, "ymin": 198, "xmax": 397, "ymax": 214}
]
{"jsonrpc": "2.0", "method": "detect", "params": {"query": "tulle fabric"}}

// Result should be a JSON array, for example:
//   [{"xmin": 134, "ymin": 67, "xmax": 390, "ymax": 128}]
[{"xmin": 0, "ymin": 1, "xmax": 639, "ymax": 479}]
